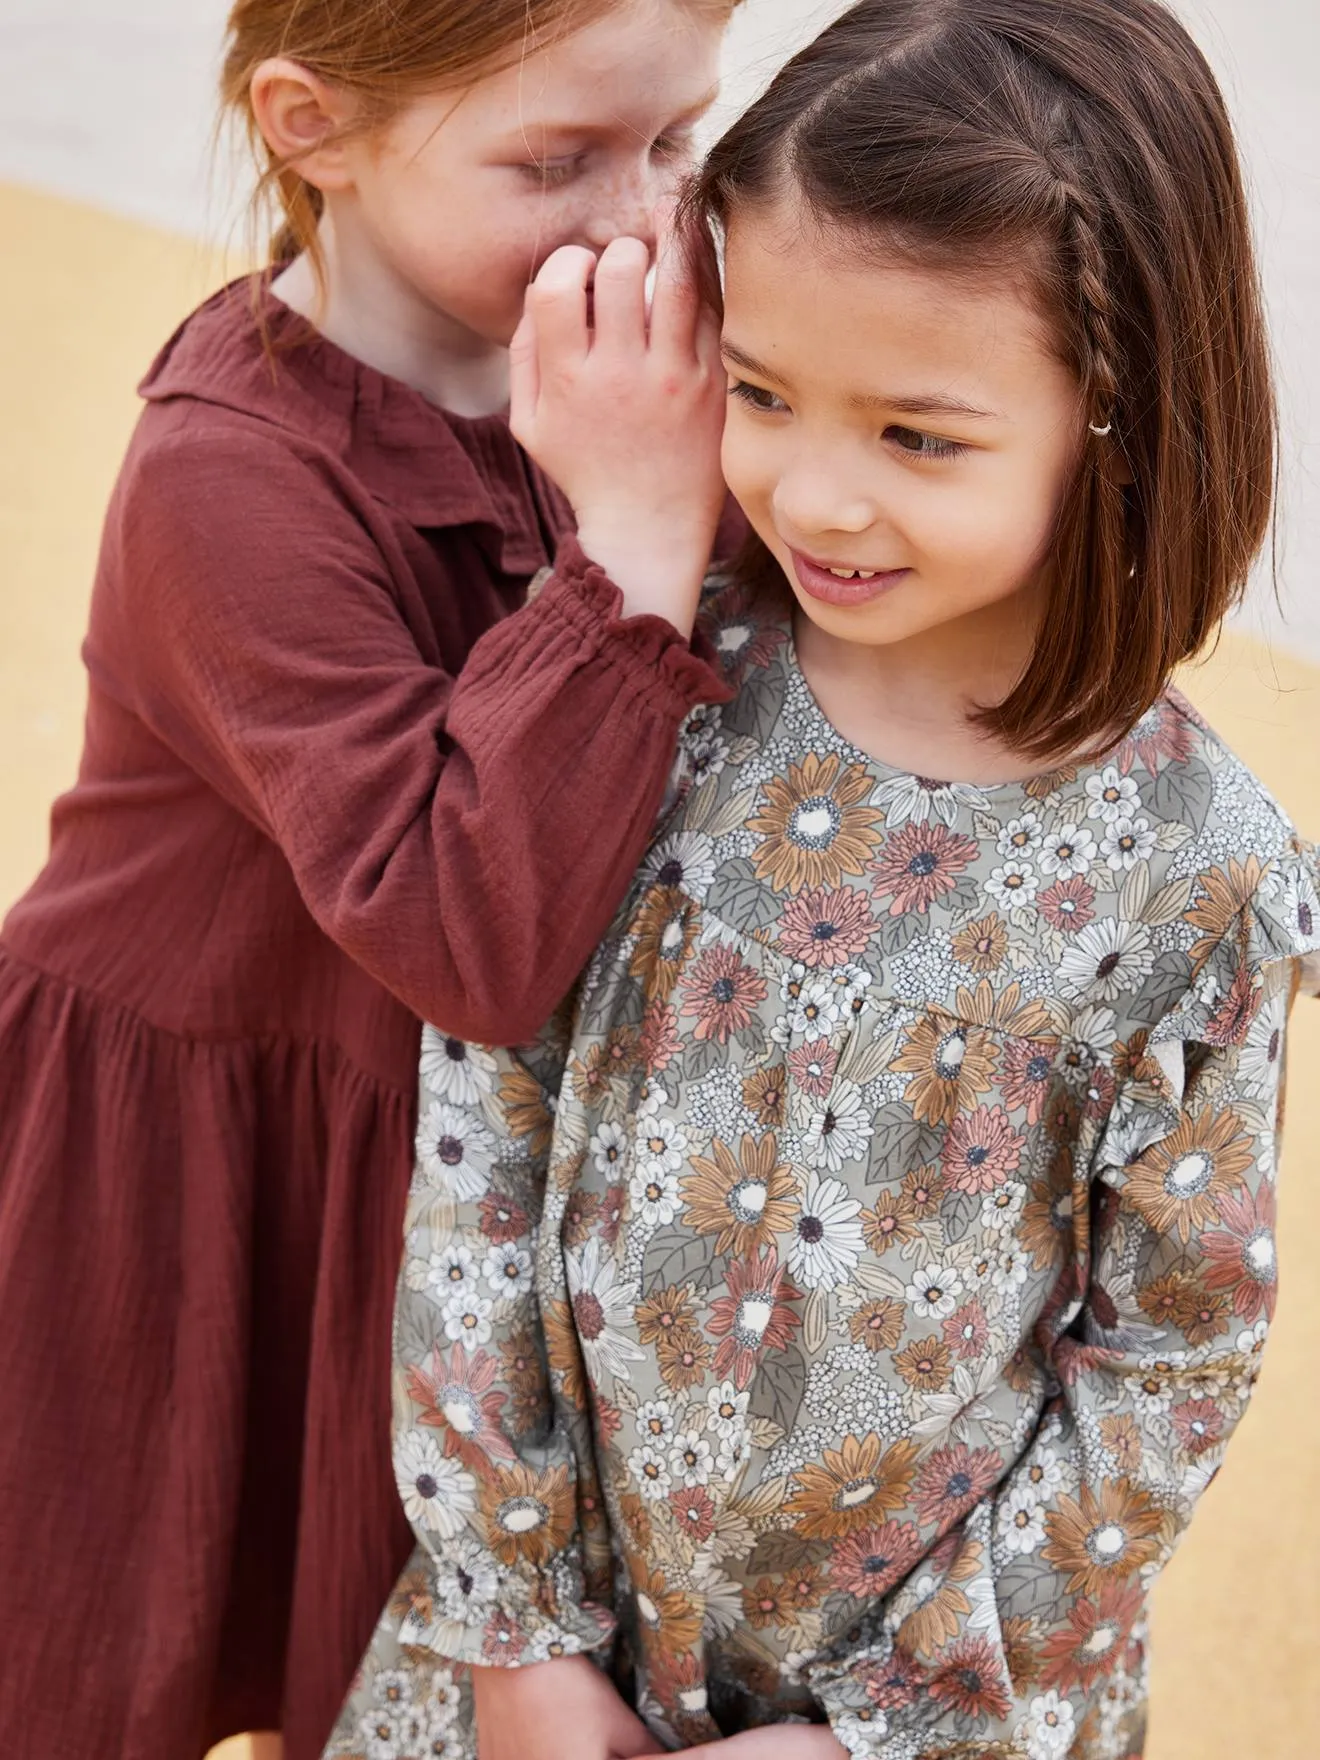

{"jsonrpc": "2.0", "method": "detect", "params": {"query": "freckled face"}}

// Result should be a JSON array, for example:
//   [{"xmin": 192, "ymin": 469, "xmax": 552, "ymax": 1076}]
[
  {"xmin": 338, "ymin": 0, "xmax": 725, "ymax": 346},
  {"xmin": 719, "ymin": 195, "xmax": 1085, "ymax": 651}
]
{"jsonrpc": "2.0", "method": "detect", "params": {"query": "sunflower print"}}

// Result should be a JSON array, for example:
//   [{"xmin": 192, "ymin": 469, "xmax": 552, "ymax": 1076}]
[{"xmin": 328, "ymin": 583, "xmax": 1320, "ymax": 1760}]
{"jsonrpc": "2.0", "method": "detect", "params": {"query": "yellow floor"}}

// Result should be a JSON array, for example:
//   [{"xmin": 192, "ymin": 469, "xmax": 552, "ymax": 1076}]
[{"xmin": 3, "ymin": 180, "xmax": 1319, "ymax": 1760}]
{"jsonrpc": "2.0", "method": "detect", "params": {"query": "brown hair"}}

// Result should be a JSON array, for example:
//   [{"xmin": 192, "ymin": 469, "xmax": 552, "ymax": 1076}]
[
  {"xmin": 684, "ymin": 0, "xmax": 1276, "ymax": 762},
  {"xmin": 221, "ymin": 0, "xmax": 739, "ymax": 286}
]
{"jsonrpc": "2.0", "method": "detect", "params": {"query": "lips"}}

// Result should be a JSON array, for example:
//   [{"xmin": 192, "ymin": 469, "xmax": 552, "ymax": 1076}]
[{"xmin": 790, "ymin": 549, "xmax": 911, "ymax": 608}]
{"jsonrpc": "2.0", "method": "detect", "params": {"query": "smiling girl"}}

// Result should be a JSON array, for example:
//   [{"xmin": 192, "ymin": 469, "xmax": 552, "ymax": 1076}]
[
  {"xmin": 356, "ymin": 2, "xmax": 1317, "ymax": 1758},
  {"xmin": 0, "ymin": 2, "xmax": 744, "ymax": 1756}
]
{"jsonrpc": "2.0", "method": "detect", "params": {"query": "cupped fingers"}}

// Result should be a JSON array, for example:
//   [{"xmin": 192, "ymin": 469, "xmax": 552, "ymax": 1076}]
[
  {"xmin": 590, "ymin": 236, "xmax": 651, "ymax": 358},
  {"xmin": 526, "ymin": 244, "xmax": 599, "ymax": 369},
  {"xmin": 650, "ymin": 216, "xmax": 717, "ymax": 361}
]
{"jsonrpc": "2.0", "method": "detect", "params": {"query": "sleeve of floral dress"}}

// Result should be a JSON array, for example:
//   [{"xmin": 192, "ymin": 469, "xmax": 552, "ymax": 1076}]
[
  {"xmin": 381, "ymin": 1006, "xmax": 624, "ymax": 1671},
  {"xmin": 808, "ymin": 920, "xmax": 1306, "ymax": 1759}
]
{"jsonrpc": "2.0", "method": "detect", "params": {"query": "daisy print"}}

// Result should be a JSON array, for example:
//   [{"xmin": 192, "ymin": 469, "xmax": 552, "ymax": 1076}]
[{"xmin": 368, "ymin": 581, "xmax": 1318, "ymax": 1758}]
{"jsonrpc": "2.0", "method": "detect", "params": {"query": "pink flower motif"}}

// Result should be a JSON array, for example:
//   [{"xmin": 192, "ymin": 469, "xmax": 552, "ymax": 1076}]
[
  {"xmin": 1201, "ymin": 1182, "xmax": 1278, "ymax": 1323},
  {"xmin": 788, "ymin": 1038, "xmax": 839, "ymax": 1098},
  {"xmin": 1115, "ymin": 697, "xmax": 1196, "ymax": 778},
  {"xmin": 911, "ymin": 1443, "xmax": 1002, "ymax": 1526},
  {"xmin": 1171, "ymin": 1397, "xmax": 1226, "ymax": 1456},
  {"xmin": 942, "ymin": 1104, "xmax": 1023, "ymax": 1194},
  {"xmin": 482, "ymin": 1608, "xmax": 528, "ymax": 1664},
  {"xmin": 777, "ymin": 885, "xmax": 876, "ymax": 967},
  {"xmin": 929, "ymin": 1636, "xmax": 1013, "ymax": 1722},
  {"xmin": 679, "ymin": 945, "xmax": 767, "ymax": 1044},
  {"xmin": 998, "ymin": 1040, "xmax": 1056, "ymax": 1125},
  {"xmin": 1038, "ymin": 875, "xmax": 1096, "ymax": 934},
  {"xmin": 640, "ymin": 1001, "xmax": 681, "ymax": 1073},
  {"xmin": 872, "ymin": 822, "xmax": 979, "ymax": 917},
  {"xmin": 830, "ymin": 1521, "xmax": 925, "ymax": 1598},
  {"xmin": 864, "ymin": 1649, "xmax": 923, "ymax": 1711},
  {"xmin": 942, "ymin": 1298, "xmax": 990, "ymax": 1361},
  {"xmin": 706, "ymin": 1246, "xmax": 802, "ymax": 1388}
]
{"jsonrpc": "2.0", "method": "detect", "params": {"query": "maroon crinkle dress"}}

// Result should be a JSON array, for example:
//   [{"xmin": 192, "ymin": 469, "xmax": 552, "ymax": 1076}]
[{"xmin": 0, "ymin": 279, "xmax": 730, "ymax": 1760}]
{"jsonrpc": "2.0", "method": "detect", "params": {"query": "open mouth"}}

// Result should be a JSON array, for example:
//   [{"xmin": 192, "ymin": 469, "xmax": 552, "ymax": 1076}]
[{"xmin": 789, "ymin": 549, "xmax": 911, "ymax": 607}]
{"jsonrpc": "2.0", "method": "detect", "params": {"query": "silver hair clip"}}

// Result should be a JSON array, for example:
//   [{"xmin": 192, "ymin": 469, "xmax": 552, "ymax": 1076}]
[{"xmin": 1089, "ymin": 421, "xmax": 1113, "ymax": 438}]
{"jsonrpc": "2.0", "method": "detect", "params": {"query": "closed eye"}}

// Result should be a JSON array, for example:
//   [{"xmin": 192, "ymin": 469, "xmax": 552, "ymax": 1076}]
[
  {"xmin": 728, "ymin": 379, "xmax": 789, "ymax": 414},
  {"xmin": 885, "ymin": 425, "xmax": 968, "ymax": 460},
  {"xmin": 520, "ymin": 155, "xmax": 587, "ymax": 189}
]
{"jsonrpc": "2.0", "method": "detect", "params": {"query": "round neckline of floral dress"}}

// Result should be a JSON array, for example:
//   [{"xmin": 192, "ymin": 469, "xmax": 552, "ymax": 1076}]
[{"xmin": 778, "ymin": 603, "xmax": 1098, "ymax": 805}]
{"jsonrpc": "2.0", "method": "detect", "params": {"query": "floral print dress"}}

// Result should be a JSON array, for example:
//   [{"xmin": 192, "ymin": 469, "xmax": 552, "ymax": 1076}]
[{"xmin": 327, "ymin": 583, "xmax": 1320, "ymax": 1760}]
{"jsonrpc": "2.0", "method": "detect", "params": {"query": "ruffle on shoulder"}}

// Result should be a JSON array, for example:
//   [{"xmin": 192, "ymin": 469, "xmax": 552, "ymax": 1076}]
[{"xmin": 1152, "ymin": 834, "xmax": 1320, "ymax": 1049}]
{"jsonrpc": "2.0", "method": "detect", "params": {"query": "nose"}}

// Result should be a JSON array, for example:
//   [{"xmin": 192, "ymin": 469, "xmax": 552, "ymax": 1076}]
[
  {"xmin": 581, "ymin": 157, "xmax": 665, "ymax": 256},
  {"xmin": 773, "ymin": 456, "xmax": 878, "ymax": 544}
]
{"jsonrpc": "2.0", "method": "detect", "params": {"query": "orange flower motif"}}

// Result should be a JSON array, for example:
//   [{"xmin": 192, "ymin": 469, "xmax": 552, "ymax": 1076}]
[
  {"xmin": 655, "ymin": 1325, "xmax": 711, "ymax": 1393},
  {"xmin": 1042, "ymin": 1477, "xmax": 1164, "ymax": 1597},
  {"xmin": 784, "ymin": 1433, "xmax": 920, "ymax": 1539},
  {"xmin": 479, "ymin": 1461, "xmax": 576, "ymax": 1569},
  {"xmin": 849, "ymin": 1297, "xmax": 906, "ymax": 1352},
  {"xmin": 1125, "ymin": 1107, "xmax": 1254, "ymax": 1244},
  {"xmin": 1185, "ymin": 857, "xmax": 1266, "ymax": 965},
  {"xmin": 682, "ymin": 1133, "xmax": 797, "ymax": 1257},
  {"xmin": 895, "ymin": 1336, "xmax": 954, "ymax": 1393},
  {"xmin": 750, "ymin": 753, "xmax": 883, "ymax": 893},
  {"xmin": 743, "ymin": 1064, "xmax": 788, "ymax": 1128},
  {"xmin": 951, "ymin": 912, "xmax": 1009, "ymax": 973},
  {"xmin": 862, "ymin": 1191, "xmax": 921, "ymax": 1255},
  {"xmin": 892, "ymin": 1016, "xmax": 998, "ymax": 1127},
  {"xmin": 629, "ymin": 886, "xmax": 699, "ymax": 1002}
]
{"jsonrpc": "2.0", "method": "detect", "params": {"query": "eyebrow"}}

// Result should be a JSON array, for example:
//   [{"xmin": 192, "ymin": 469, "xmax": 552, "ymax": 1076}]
[
  {"xmin": 720, "ymin": 338, "xmax": 1001, "ymax": 422},
  {"xmin": 520, "ymin": 86, "xmax": 721, "ymax": 151}
]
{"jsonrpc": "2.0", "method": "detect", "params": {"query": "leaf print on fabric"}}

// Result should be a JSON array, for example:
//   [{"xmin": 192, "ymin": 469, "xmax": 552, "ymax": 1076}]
[
  {"xmin": 750, "ymin": 753, "xmax": 884, "ymax": 893},
  {"xmin": 681, "ymin": 1134, "xmax": 797, "ymax": 1257},
  {"xmin": 872, "ymin": 821, "xmax": 981, "ymax": 916}
]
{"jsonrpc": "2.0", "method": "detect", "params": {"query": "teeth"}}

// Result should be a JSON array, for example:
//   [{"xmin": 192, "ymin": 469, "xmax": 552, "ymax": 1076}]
[{"xmin": 826, "ymin": 567, "xmax": 878, "ymax": 580}]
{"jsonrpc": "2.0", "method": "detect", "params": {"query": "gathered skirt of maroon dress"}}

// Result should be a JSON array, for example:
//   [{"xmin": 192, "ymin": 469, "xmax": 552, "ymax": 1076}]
[{"xmin": 0, "ymin": 953, "xmax": 417, "ymax": 1757}]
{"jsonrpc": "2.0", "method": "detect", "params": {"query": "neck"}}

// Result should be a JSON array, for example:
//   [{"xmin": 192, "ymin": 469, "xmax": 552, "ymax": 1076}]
[
  {"xmin": 794, "ymin": 584, "xmax": 1047, "ymax": 786},
  {"xmin": 273, "ymin": 203, "xmax": 512, "ymax": 418}
]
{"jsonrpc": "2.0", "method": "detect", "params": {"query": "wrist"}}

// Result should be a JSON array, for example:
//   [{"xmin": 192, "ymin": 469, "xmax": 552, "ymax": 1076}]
[{"xmin": 576, "ymin": 516, "xmax": 710, "ymax": 635}]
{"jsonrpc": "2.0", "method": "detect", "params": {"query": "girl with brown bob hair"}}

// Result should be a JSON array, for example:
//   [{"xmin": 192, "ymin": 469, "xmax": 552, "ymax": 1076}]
[
  {"xmin": 356, "ymin": 2, "xmax": 1319, "ymax": 1758},
  {"xmin": 0, "ymin": 1, "xmax": 746, "ymax": 1756}
]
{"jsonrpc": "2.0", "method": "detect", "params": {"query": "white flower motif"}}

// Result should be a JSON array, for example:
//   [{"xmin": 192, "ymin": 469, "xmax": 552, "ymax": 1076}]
[
  {"xmin": 416, "ymin": 1101, "xmax": 497, "ymax": 1202},
  {"xmin": 986, "ymin": 858, "xmax": 1039, "ymax": 911},
  {"xmin": 635, "ymin": 1398, "xmax": 676, "ymax": 1445},
  {"xmin": 635, "ymin": 1112, "xmax": 689, "ymax": 1177},
  {"xmin": 629, "ymin": 1442, "xmax": 673, "ymax": 1501},
  {"xmin": 997, "ymin": 812, "xmax": 1044, "ymax": 859},
  {"xmin": 801, "ymin": 1079, "xmax": 870, "ymax": 1172},
  {"xmin": 393, "ymin": 1431, "xmax": 476, "ymax": 1537},
  {"xmin": 1038, "ymin": 821, "xmax": 1096, "ymax": 880},
  {"xmin": 705, "ymin": 1379, "xmax": 750, "ymax": 1439},
  {"xmin": 784, "ymin": 973, "xmax": 846, "ymax": 1038},
  {"xmin": 788, "ymin": 1171, "xmax": 865, "ymax": 1289},
  {"xmin": 422, "ymin": 1242, "xmax": 480, "ymax": 1303},
  {"xmin": 997, "ymin": 1483, "xmax": 1047, "ymax": 1555},
  {"xmin": 640, "ymin": 830, "xmax": 718, "ymax": 901},
  {"xmin": 1100, "ymin": 814, "xmax": 1157, "ymax": 871},
  {"xmin": 566, "ymin": 1237, "xmax": 645, "ymax": 1380},
  {"xmin": 1057, "ymin": 918, "xmax": 1155, "ymax": 1002},
  {"xmin": 871, "ymin": 771, "xmax": 991, "ymax": 828},
  {"xmin": 981, "ymin": 1181, "xmax": 1027, "ymax": 1232},
  {"xmin": 832, "ymin": 1709, "xmax": 892, "ymax": 1757},
  {"xmin": 1020, "ymin": 1447, "xmax": 1066, "ymax": 1502},
  {"xmin": 629, "ymin": 1163, "xmax": 681, "ymax": 1228},
  {"xmin": 482, "ymin": 1241, "xmax": 533, "ymax": 1300},
  {"xmin": 669, "ymin": 1431, "xmax": 714, "ymax": 1487},
  {"xmin": 442, "ymin": 1287, "xmax": 494, "ymax": 1350},
  {"xmin": 1085, "ymin": 764, "xmax": 1141, "ymax": 823},
  {"xmin": 419, "ymin": 1027, "xmax": 497, "ymax": 1106},
  {"xmin": 589, "ymin": 1121, "xmax": 630, "ymax": 1179},
  {"xmin": 1239, "ymin": 988, "xmax": 1287, "ymax": 1097},
  {"xmin": 431, "ymin": 1534, "xmax": 500, "ymax": 1623},
  {"xmin": 1014, "ymin": 1691, "xmax": 1076, "ymax": 1760},
  {"xmin": 716, "ymin": 1428, "xmax": 752, "ymax": 1479},
  {"xmin": 907, "ymin": 1261, "xmax": 964, "ymax": 1320},
  {"xmin": 993, "ymin": 1244, "xmax": 1030, "ymax": 1294}
]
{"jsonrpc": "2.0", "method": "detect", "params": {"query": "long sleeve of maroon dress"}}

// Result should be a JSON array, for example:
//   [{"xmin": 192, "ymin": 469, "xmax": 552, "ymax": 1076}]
[{"xmin": 0, "ymin": 280, "xmax": 732, "ymax": 1760}]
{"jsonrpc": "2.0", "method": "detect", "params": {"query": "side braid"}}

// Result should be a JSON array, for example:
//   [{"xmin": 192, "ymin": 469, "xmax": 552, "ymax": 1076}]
[{"xmin": 1058, "ymin": 179, "xmax": 1122, "ymax": 433}]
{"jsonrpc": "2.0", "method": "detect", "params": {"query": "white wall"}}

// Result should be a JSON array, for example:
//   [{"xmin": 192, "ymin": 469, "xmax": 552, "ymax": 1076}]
[{"xmin": 1, "ymin": 0, "xmax": 1314, "ymax": 654}]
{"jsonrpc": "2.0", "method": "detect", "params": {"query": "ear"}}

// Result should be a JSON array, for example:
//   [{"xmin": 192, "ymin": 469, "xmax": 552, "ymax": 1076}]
[{"xmin": 248, "ymin": 57, "xmax": 360, "ymax": 194}]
